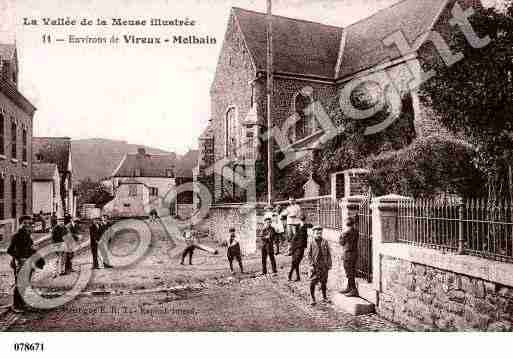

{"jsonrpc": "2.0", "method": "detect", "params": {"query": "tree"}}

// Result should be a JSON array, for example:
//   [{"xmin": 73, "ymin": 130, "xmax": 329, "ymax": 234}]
[
  {"xmin": 420, "ymin": 2, "xmax": 513, "ymax": 197},
  {"xmin": 76, "ymin": 178, "xmax": 113, "ymax": 208}
]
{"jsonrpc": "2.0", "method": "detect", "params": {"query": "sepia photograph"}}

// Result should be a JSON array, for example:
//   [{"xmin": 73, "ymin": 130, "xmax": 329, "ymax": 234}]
[{"xmin": 0, "ymin": 0, "xmax": 512, "ymax": 352}]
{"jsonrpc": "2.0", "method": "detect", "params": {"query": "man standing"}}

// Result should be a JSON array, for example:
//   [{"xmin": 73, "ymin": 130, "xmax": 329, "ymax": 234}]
[
  {"xmin": 261, "ymin": 216, "xmax": 277, "ymax": 276},
  {"xmin": 285, "ymin": 197, "xmax": 302, "ymax": 255},
  {"xmin": 63, "ymin": 215, "xmax": 79, "ymax": 274},
  {"xmin": 339, "ymin": 216, "xmax": 359, "ymax": 297},
  {"xmin": 288, "ymin": 214, "xmax": 310, "ymax": 282},
  {"xmin": 307, "ymin": 225, "xmax": 332, "ymax": 306},
  {"xmin": 89, "ymin": 218, "xmax": 102, "ymax": 269},
  {"xmin": 51, "ymin": 219, "xmax": 68, "ymax": 276},
  {"xmin": 98, "ymin": 215, "xmax": 113, "ymax": 269},
  {"xmin": 7, "ymin": 216, "xmax": 37, "ymax": 313}
]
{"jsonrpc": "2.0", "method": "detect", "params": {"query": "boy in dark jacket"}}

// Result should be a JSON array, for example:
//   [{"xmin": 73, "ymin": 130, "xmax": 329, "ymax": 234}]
[
  {"xmin": 7, "ymin": 216, "xmax": 38, "ymax": 312},
  {"xmin": 288, "ymin": 214, "xmax": 310, "ymax": 281},
  {"xmin": 227, "ymin": 228, "xmax": 243, "ymax": 274}
]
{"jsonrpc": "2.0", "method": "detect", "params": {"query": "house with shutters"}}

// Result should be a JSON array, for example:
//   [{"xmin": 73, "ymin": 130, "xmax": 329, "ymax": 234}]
[
  {"xmin": 196, "ymin": 0, "xmax": 483, "ymax": 204},
  {"xmin": 33, "ymin": 137, "xmax": 76, "ymax": 217},
  {"xmin": 0, "ymin": 43, "xmax": 36, "ymax": 247}
]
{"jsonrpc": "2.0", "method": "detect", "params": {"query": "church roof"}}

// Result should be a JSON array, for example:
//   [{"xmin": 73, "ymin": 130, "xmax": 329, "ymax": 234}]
[
  {"xmin": 33, "ymin": 137, "xmax": 71, "ymax": 174},
  {"xmin": 231, "ymin": 0, "xmax": 475, "ymax": 80},
  {"xmin": 337, "ymin": 0, "xmax": 451, "ymax": 79},
  {"xmin": 233, "ymin": 7, "xmax": 343, "ymax": 79}
]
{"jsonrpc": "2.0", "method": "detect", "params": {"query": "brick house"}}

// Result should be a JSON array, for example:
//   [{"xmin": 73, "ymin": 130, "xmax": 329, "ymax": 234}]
[
  {"xmin": 197, "ymin": 0, "xmax": 483, "ymax": 203},
  {"xmin": 33, "ymin": 137, "xmax": 76, "ymax": 217},
  {"xmin": 0, "ymin": 43, "xmax": 36, "ymax": 246}
]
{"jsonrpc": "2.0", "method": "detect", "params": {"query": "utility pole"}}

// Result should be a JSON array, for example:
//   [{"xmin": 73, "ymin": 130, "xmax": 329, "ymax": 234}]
[{"xmin": 266, "ymin": 0, "xmax": 274, "ymax": 207}]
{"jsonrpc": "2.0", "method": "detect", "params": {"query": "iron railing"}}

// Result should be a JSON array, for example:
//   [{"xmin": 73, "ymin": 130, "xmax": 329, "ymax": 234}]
[{"xmin": 397, "ymin": 198, "xmax": 513, "ymax": 262}]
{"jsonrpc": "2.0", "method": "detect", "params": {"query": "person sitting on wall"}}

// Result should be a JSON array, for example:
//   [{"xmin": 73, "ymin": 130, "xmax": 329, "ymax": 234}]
[
  {"xmin": 284, "ymin": 197, "xmax": 302, "ymax": 255},
  {"xmin": 272, "ymin": 206, "xmax": 285, "ymax": 255},
  {"xmin": 227, "ymin": 228, "xmax": 243, "ymax": 274}
]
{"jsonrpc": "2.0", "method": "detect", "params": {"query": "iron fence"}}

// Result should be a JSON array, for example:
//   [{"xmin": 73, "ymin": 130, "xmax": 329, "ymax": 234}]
[{"xmin": 397, "ymin": 198, "xmax": 513, "ymax": 262}]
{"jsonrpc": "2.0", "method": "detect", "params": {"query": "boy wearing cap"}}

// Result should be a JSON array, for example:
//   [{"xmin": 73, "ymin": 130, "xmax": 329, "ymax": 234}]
[
  {"xmin": 261, "ymin": 216, "xmax": 278, "ymax": 275},
  {"xmin": 307, "ymin": 225, "xmax": 332, "ymax": 305},
  {"xmin": 288, "ymin": 214, "xmax": 310, "ymax": 281},
  {"xmin": 227, "ymin": 228, "xmax": 244, "ymax": 274}
]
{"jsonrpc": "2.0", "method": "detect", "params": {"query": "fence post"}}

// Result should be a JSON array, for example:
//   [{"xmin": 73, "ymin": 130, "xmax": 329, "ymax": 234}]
[{"xmin": 458, "ymin": 201, "xmax": 465, "ymax": 255}]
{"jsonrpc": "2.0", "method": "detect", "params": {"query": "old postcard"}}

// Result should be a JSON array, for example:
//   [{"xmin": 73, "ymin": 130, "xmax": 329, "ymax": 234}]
[{"xmin": 0, "ymin": 0, "xmax": 512, "ymax": 350}]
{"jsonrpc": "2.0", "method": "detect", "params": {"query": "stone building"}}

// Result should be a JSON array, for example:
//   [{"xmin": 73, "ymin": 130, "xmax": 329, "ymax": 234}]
[
  {"xmin": 105, "ymin": 148, "xmax": 195, "ymax": 218},
  {"xmin": 33, "ymin": 137, "xmax": 76, "ymax": 217},
  {"xmin": 0, "ymin": 43, "xmax": 36, "ymax": 245},
  {"xmin": 196, "ymin": 0, "xmax": 483, "ymax": 203}
]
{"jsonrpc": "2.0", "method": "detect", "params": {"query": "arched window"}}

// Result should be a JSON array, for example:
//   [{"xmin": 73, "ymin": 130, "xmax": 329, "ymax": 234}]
[
  {"xmin": 225, "ymin": 107, "xmax": 237, "ymax": 156},
  {"xmin": 294, "ymin": 91, "xmax": 316, "ymax": 141}
]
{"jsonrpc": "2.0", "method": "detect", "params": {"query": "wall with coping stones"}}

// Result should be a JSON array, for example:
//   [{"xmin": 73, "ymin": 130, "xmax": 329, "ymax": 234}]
[{"xmin": 378, "ymin": 255, "xmax": 513, "ymax": 331}]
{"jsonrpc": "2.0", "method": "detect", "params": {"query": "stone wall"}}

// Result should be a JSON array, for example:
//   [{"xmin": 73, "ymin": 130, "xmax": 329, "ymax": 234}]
[
  {"xmin": 208, "ymin": 204, "xmax": 258, "ymax": 255},
  {"xmin": 378, "ymin": 255, "xmax": 513, "ymax": 331},
  {"xmin": 370, "ymin": 195, "xmax": 513, "ymax": 331}
]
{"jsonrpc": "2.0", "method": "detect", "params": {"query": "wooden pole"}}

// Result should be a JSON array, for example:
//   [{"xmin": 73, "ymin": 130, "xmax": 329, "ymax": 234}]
[{"xmin": 266, "ymin": 0, "xmax": 274, "ymax": 207}]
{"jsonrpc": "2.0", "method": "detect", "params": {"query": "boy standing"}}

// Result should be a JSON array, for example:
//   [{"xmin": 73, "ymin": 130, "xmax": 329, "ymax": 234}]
[
  {"xmin": 261, "ymin": 216, "xmax": 278, "ymax": 276},
  {"xmin": 307, "ymin": 225, "xmax": 332, "ymax": 306},
  {"xmin": 339, "ymin": 216, "xmax": 359, "ymax": 297},
  {"xmin": 227, "ymin": 228, "xmax": 243, "ymax": 274}
]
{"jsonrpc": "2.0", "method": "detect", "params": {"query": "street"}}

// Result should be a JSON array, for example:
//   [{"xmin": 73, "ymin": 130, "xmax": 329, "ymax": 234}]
[{"xmin": 1, "ymin": 221, "xmax": 400, "ymax": 332}]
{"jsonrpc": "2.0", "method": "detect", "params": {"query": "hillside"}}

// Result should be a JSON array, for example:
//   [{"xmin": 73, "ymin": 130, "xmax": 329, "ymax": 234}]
[{"xmin": 71, "ymin": 138, "xmax": 197, "ymax": 182}]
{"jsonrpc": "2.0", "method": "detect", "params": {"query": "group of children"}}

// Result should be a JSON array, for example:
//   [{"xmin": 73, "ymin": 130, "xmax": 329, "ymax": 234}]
[{"xmin": 178, "ymin": 213, "xmax": 359, "ymax": 306}]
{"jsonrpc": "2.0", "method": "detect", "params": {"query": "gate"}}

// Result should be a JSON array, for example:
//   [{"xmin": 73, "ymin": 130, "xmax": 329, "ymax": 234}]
[{"xmin": 357, "ymin": 196, "xmax": 373, "ymax": 282}]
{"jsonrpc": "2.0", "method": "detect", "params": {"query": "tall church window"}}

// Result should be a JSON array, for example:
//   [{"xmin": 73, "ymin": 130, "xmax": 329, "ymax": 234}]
[
  {"xmin": 294, "ymin": 92, "xmax": 316, "ymax": 141},
  {"xmin": 225, "ymin": 107, "xmax": 237, "ymax": 157},
  {"xmin": 0, "ymin": 113, "xmax": 4, "ymax": 156},
  {"xmin": 11, "ymin": 119, "xmax": 16, "ymax": 159}
]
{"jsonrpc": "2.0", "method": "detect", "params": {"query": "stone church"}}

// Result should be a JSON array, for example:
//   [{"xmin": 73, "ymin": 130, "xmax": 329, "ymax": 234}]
[{"xmin": 196, "ymin": 0, "xmax": 483, "ymax": 204}]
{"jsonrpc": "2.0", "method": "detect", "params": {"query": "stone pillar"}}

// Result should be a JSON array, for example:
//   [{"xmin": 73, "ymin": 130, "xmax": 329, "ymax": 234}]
[{"xmin": 371, "ymin": 194, "xmax": 413, "ymax": 291}]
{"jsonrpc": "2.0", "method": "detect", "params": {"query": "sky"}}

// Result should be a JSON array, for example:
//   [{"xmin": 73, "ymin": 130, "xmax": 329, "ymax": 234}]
[{"xmin": 0, "ymin": 0, "xmax": 502, "ymax": 154}]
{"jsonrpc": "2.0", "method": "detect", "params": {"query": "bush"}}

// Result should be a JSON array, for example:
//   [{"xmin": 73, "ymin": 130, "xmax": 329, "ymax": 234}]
[{"xmin": 366, "ymin": 135, "xmax": 486, "ymax": 198}]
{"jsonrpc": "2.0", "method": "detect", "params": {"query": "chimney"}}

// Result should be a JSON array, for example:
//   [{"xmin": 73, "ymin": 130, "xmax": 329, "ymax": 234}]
[{"xmin": 137, "ymin": 148, "xmax": 146, "ymax": 156}]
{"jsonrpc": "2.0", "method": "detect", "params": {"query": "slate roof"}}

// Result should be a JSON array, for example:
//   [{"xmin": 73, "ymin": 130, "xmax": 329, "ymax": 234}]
[
  {"xmin": 33, "ymin": 163, "xmax": 58, "ymax": 181},
  {"xmin": 32, "ymin": 137, "xmax": 71, "ymax": 174},
  {"xmin": 337, "ymin": 0, "xmax": 451, "ymax": 79},
  {"xmin": 233, "ymin": 7, "xmax": 343, "ymax": 79},
  {"xmin": 112, "ymin": 153, "xmax": 175, "ymax": 178},
  {"xmin": 231, "ymin": 0, "xmax": 468, "ymax": 80}
]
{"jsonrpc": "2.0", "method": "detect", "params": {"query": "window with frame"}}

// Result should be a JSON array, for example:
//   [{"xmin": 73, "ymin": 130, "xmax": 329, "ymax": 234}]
[
  {"xmin": 294, "ymin": 93, "xmax": 316, "ymax": 141},
  {"xmin": 11, "ymin": 176, "xmax": 16, "ymax": 219},
  {"xmin": 22, "ymin": 180, "xmax": 27, "ymax": 215},
  {"xmin": 0, "ymin": 113, "xmax": 4, "ymax": 156},
  {"xmin": 11, "ymin": 119, "xmax": 16, "ymax": 159},
  {"xmin": 128, "ymin": 184, "xmax": 138, "ymax": 197},
  {"xmin": 149, "ymin": 187, "xmax": 158, "ymax": 196},
  {"xmin": 22, "ymin": 128, "xmax": 27, "ymax": 162},
  {"xmin": 225, "ymin": 107, "xmax": 237, "ymax": 157}
]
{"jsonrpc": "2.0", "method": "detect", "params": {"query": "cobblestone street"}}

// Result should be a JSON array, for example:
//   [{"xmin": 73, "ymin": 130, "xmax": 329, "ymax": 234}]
[{"xmin": 1, "ymin": 220, "xmax": 400, "ymax": 331}]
